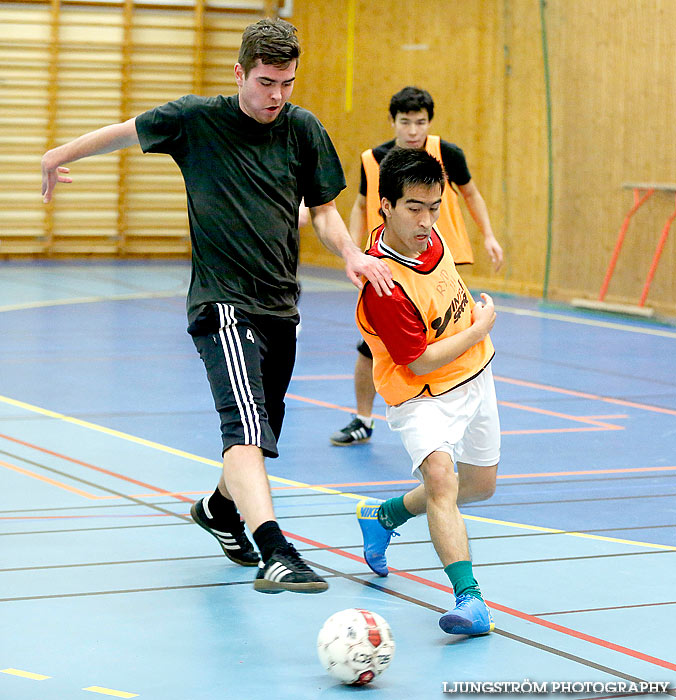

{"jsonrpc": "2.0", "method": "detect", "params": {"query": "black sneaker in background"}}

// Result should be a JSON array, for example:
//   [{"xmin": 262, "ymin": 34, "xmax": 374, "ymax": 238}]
[
  {"xmin": 190, "ymin": 498, "xmax": 260, "ymax": 567},
  {"xmin": 253, "ymin": 543, "xmax": 328, "ymax": 594},
  {"xmin": 329, "ymin": 415, "xmax": 374, "ymax": 446}
]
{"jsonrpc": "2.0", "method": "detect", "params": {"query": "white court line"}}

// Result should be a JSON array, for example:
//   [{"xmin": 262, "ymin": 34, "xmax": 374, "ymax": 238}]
[
  {"xmin": 1, "ymin": 270, "xmax": 674, "ymax": 338},
  {"xmin": 300, "ymin": 275, "xmax": 676, "ymax": 339}
]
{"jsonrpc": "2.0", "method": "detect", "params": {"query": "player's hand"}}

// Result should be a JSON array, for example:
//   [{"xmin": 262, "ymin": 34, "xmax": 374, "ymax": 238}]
[
  {"xmin": 484, "ymin": 235, "xmax": 504, "ymax": 272},
  {"xmin": 471, "ymin": 293, "xmax": 496, "ymax": 335},
  {"xmin": 345, "ymin": 250, "xmax": 394, "ymax": 297},
  {"xmin": 42, "ymin": 155, "xmax": 73, "ymax": 203}
]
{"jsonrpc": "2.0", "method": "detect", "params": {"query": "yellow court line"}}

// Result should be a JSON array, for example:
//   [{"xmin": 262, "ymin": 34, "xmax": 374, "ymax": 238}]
[
  {"xmin": 1, "ymin": 667, "xmax": 50, "ymax": 680},
  {"xmin": 83, "ymin": 686, "xmax": 138, "ymax": 698},
  {"xmin": 0, "ymin": 394, "xmax": 218, "ymax": 467},
  {"xmin": 1, "ymin": 393, "xmax": 673, "ymax": 553},
  {"xmin": 463, "ymin": 514, "xmax": 676, "ymax": 551}
]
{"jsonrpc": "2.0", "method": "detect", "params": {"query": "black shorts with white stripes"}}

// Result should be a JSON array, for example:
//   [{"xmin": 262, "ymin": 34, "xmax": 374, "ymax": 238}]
[{"xmin": 189, "ymin": 303, "xmax": 298, "ymax": 458}]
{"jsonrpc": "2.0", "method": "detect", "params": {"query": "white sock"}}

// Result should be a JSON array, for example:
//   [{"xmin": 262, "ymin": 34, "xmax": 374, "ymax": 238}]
[{"xmin": 356, "ymin": 414, "xmax": 373, "ymax": 427}]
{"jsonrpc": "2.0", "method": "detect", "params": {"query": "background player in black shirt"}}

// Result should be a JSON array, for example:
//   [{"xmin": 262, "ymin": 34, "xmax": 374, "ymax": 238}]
[{"xmin": 330, "ymin": 86, "xmax": 503, "ymax": 447}]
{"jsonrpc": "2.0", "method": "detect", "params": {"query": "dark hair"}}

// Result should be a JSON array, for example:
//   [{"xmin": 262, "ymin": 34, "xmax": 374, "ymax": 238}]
[
  {"xmin": 379, "ymin": 147, "xmax": 445, "ymax": 212},
  {"xmin": 238, "ymin": 18, "xmax": 300, "ymax": 75},
  {"xmin": 389, "ymin": 86, "xmax": 434, "ymax": 121}
]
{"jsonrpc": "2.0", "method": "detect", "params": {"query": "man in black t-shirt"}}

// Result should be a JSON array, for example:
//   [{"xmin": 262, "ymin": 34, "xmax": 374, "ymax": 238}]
[
  {"xmin": 42, "ymin": 18, "xmax": 393, "ymax": 595},
  {"xmin": 330, "ymin": 86, "xmax": 503, "ymax": 447}
]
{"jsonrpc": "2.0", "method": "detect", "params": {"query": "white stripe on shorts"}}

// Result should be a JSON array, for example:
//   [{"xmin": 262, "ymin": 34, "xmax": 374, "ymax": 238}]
[{"xmin": 216, "ymin": 303, "xmax": 261, "ymax": 447}]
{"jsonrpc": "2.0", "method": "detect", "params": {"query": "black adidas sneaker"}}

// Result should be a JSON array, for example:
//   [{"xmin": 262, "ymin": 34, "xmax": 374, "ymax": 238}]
[
  {"xmin": 190, "ymin": 498, "xmax": 260, "ymax": 567},
  {"xmin": 253, "ymin": 543, "xmax": 328, "ymax": 593}
]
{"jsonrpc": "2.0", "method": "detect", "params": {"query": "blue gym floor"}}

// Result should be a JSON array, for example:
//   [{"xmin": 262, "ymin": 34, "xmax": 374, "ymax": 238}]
[{"xmin": 1, "ymin": 261, "xmax": 674, "ymax": 699}]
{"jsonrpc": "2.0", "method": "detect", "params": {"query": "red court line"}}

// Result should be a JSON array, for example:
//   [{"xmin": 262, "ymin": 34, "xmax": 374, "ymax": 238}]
[
  {"xmin": 494, "ymin": 375, "xmax": 676, "ymax": 417},
  {"xmin": 0, "ymin": 432, "xmax": 193, "ymax": 503},
  {"xmin": 497, "ymin": 401, "xmax": 623, "ymax": 430},
  {"xmin": 284, "ymin": 530, "xmax": 676, "ymax": 673},
  {"xmin": 94, "ymin": 490, "xmax": 211, "ymax": 501},
  {"xmin": 268, "ymin": 465, "xmax": 676, "ymax": 490},
  {"xmin": 285, "ymin": 394, "xmax": 624, "ymax": 434},
  {"xmin": 290, "ymin": 373, "xmax": 676, "ymax": 417}
]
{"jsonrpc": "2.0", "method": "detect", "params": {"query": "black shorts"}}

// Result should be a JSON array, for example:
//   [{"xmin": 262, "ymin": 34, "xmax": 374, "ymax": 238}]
[
  {"xmin": 357, "ymin": 339, "xmax": 373, "ymax": 360},
  {"xmin": 189, "ymin": 303, "xmax": 298, "ymax": 458}
]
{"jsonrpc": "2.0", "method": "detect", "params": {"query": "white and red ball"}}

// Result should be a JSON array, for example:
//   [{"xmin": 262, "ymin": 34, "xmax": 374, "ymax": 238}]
[{"xmin": 317, "ymin": 608, "xmax": 395, "ymax": 685}]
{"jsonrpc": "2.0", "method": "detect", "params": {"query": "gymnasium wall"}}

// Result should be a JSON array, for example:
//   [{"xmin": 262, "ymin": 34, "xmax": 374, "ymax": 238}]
[
  {"xmin": 1, "ymin": 0, "xmax": 674, "ymax": 314},
  {"xmin": 1, "ymin": 0, "xmax": 267, "ymax": 255},
  {"xmin": 290, "ymin": 0, "xmax": 676, "ymax": 314},
  {"xmin": 292, "ymin": 0, "xmax": 547, "ymax": 299},
  {"xmin": 544, "ymin": 1, "xmax": 676, "ymax": 314}
]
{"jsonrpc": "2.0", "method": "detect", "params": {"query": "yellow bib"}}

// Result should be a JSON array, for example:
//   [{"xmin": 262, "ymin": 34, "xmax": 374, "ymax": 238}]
[{"xmin": 361, "ymin": 136, "xmax": 473, "ymax": 263}]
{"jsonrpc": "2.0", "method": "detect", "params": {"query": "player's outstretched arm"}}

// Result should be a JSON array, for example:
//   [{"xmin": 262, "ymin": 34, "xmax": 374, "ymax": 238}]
[
  {"xmin": 348, "ymin": 193, "xmax": 368, "ymax": 247},
  {"xmin": 458, "ymin": 180, "xmax": 504, "ymax": 271},
  {"xmin": 41, "ymin": 117, "xmax": 140, "ymax": 203},
  {"xmin": 310, "ymin": 200, "xmax": 394, "ymax": 297},
  {"xmin": 408, "ymin": 293, "xmax": 495, "ymax": 376}
]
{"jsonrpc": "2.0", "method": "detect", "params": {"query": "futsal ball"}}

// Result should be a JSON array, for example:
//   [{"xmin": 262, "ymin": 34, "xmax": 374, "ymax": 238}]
[{"xmin": 317, "ymin": 608, "xmax": 395, "ymax": 685}]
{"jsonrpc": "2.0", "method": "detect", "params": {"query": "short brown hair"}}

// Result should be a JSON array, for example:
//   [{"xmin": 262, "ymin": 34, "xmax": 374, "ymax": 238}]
[{"xmin": 238, "ymin": 18, "xmax": 300, "ymax": 76}]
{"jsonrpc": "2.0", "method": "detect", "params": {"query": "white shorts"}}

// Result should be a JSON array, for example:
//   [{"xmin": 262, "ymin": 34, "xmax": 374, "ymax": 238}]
[{"xmin": 386, "ymin": 365, "xmax": 501, "ymax": 481}]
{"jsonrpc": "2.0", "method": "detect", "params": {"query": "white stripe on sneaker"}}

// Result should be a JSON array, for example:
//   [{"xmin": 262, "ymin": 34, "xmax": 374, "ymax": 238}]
[
  {"xmin": 202, "ymin": 496, "xmax": 213, "ymax": 520},
  {"xmin": 265, "ymin": 562, "xmax": 291, "ymax": 583}
]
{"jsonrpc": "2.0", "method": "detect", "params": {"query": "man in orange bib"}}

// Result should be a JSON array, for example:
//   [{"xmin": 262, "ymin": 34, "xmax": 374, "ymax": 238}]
[
  {"xmin": 355, "ymin": 147, "xmax": 500, "ymax": 635},
  {"xmin": 330, "ymin": 86, "xmax": 502, "ymax": 446}
]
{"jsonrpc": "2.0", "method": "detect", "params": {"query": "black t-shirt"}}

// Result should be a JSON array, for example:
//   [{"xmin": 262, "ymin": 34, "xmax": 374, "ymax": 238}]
[
  {"xmin": 136, "ymin": 94, "xmax": 346, "ymax": 321},
  {"xmin": 359, "ymin": 138, "xmax": 471, "ymax": 195}
]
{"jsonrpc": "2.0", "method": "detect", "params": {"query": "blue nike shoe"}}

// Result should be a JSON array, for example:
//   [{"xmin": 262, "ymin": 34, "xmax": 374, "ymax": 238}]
[
  {"xmin": 356, "ymin": 500, "xmax": 397, "ymax": 577},
  {"xmin": 439, "ymin": 594, "xmax": 495, "ymax": 635}
]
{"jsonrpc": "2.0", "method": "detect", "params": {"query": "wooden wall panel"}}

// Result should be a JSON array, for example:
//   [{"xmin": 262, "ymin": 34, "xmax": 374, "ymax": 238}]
[
  {"xmin": 545, "ymin": 0, "xmax": 676, "ymax": 313},
  {"xmin": 290, "ymin": 0, "xmax": 548, "ymax": 297},
  {"xmin": 0, "ymin": 1, "xmax": 263, "ymax": 258}
]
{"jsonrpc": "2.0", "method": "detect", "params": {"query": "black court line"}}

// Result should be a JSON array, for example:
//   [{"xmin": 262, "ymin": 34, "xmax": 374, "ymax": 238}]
[
  {"xmin": 466, "ymin": 523, "xmax": 676, "ymax": 538},
  {"xmin": 534, "ymin": 600, "xmax": 676, "ymax": 616},
  {"xmin": 0, "ymin": 572, "xmax": 350, "ymax": 603},
  {"xmin": 1, "ymin": 522, "xmax": 191, "ymax": 536},
  {"xmin": 463, "ymin": 493, "xmax": 676, "ymax": 508},
  {"xmin": 0, "ymin": 500, "xmax": 194, "ymax": 514},
  {"xmin": 3, "ymin": 505, "xmax": 673, "ymax": 551},
  {"xmin": 398, "ymin": 549, "xmax": 675, "ymax": 572},
  {"xmin": 1, "ymin": 500, "xmax": 674, "ymax": 538},
  {"xmin": 496, "ymin": 351, "xmax": 676, "ymax": 391},
  {"xmin": 307, "ymin": 561, "xmax": 671, "ymax": 694},
  {"xmin": 0, "ymin": 446, "xmax": 194, "ymax": 521},
  {"xmin": 0, "ymin": 554, "xmax": 225, "ymax": 573},
  {"xmin": 0, "ymin": 581, "xmax": 253, "ymax": 603}
]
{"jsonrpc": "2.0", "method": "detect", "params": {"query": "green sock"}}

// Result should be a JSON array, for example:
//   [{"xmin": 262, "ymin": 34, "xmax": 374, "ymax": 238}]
[
  {"xmin": 444, "ymin": 560, "xmax": 483, "ymax": 600},
  {"xmin": 377, "ymin": 495, "xmax": 414, "ymax": 530}
]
